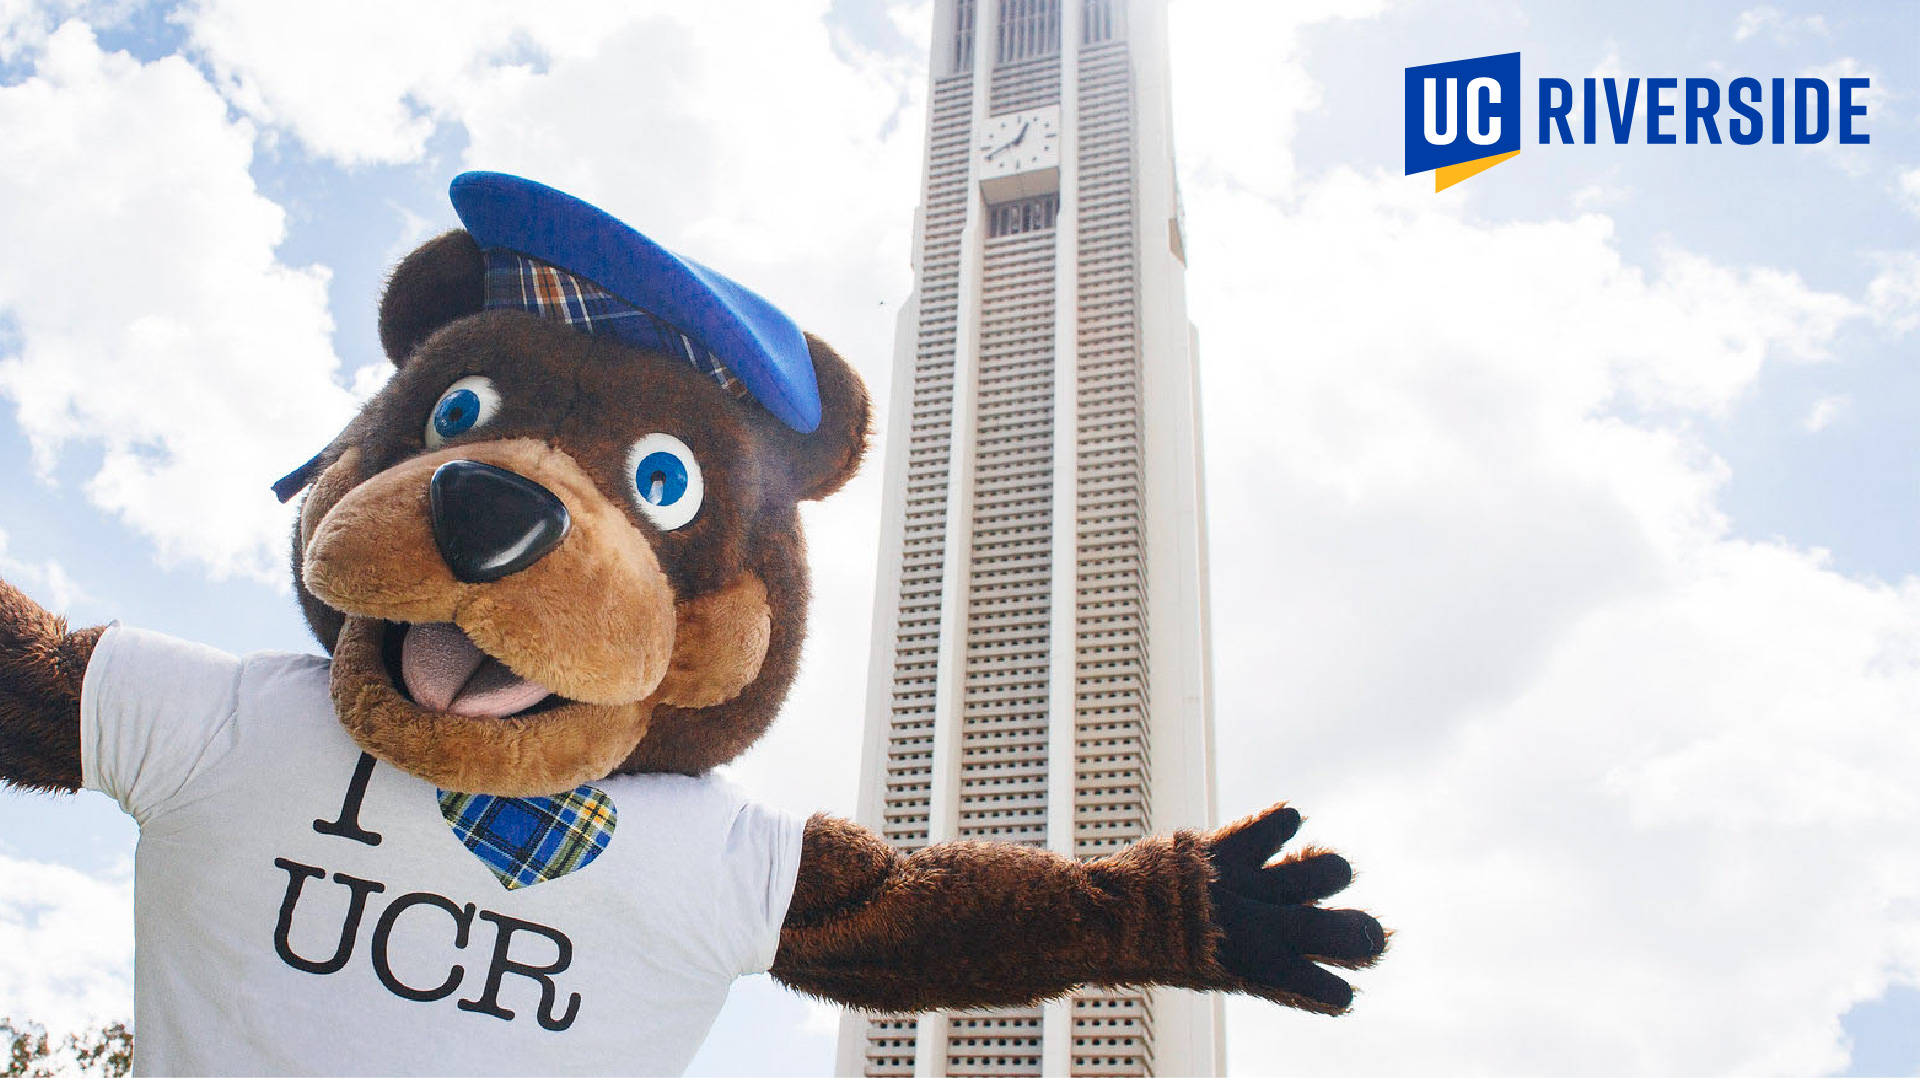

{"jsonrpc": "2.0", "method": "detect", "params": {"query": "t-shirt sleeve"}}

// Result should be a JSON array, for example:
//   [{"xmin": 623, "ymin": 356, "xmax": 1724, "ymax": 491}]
[
  {"xmin": 81, "ymin": 624, "xmax": 245, "ymax": 826},
  {"xmin": 720, "ymin": 794, "xmax": 806, "ymax": 976}
]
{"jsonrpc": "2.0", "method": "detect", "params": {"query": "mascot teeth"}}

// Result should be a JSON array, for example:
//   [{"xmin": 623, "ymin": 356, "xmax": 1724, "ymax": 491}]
[{"xmin": 399, "ymin": 621, "xmax": 552, "ymax": 717}]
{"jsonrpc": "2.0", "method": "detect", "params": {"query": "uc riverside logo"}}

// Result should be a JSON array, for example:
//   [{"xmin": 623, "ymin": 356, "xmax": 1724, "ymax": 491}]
[
  {"xmin": 1405, "ymin": 51, "xmax": 1871, "ymax": 191},
  {"xmin": 1405, "ymin": 52, "xmax": 1522, "ymax": 191}
]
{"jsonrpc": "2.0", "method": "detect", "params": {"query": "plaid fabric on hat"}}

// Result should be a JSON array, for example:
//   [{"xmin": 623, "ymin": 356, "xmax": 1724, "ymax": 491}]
[
  {"xmin": 438, "ymin": 784, "xmax": 618, "ymax": 891},
  {"xmin": 483, "ymin": 250, "xmax": 748, "ymax": 400}
]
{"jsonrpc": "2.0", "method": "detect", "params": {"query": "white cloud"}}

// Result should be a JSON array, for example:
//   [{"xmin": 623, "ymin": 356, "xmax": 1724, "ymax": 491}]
[
  {"xmin": 1803, "ymin": 393, "xmax": 1849, "ymax": 432},
  {"xmin": 884, "ymin": 0, "xmax": 934, "ymax": 56},
  {"xmin": 1735, "ymin": 6, "xmax": 1831, "ymax": 45},
  {"xmin": 1899, "ymin": 167, "xmax": 1920, "ymax": 219},
  {"xmin": 0, "ymin": 0, "xmax": 119, "ymax": 61},
  {"xmin": 0, "ymin": 21, "xmax": 354, "ymax": 582},
  {"xmin": 173, "ymin": 0, "xmax": 929, "ymax": 823},
  {"xmin": 183, "ymin": 0, "xmax": 631, "ymax": 168},
  {"xmin": 1796, "ymin": 58, "xmax": 1885, "ymax": 177},
  {"xmin": 346, "ymin": 363, "xmax": 393, "ymax": 405},
  {"xmin": 1867, "ymin": 252, "xmax": 1920, "ymax": 334},
  {"xmin": 0, "ymin": 528, "xmax": 86, "ymax": 613},
  {"xmin": 1, "ymin": 1, "xmax": 1915, "ymax": 1075},
  {"xmin": 1571, "ymin": 179, "xmax": 1631, "ymax": 210},
  {"xmin": 0, "ymin": 853, "xmax": 132, "ymax": 1035},
  {"xmin": 180, "ymin": 0, "xmax": 924, "ymax": 371},
  {"xmin": 1174, "ymin": 153, "xmax": 1916, "ymax": 1078},
  {"xmin": 0, "ymin": 8, "xmax": 919, "ymax": 1060},
  {"xmin": 1804, "ymin": 57, "xmax": 1888, "ymax": 111},
  {"xmin": 1590, "ymin": 43, "xmax": 1626, "ymax": 79},
  {"xmin": 1168, "ymin": 1, "xmax": 1388, "ymax": 200},
  {"xmin": 1148, "ymin": 14, "xmax": 1918, "ymax": 1073}
]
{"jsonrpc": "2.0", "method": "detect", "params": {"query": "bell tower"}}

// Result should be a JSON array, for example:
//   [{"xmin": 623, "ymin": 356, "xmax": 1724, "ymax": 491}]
[{"xmin": 840, "ymin": 1, "xmax": 1220, "ymax": 1074}]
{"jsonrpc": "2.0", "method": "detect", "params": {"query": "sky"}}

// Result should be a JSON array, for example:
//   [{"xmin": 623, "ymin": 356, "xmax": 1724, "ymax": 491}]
[{"xmin": 0, "ymin": 0, "xmax": 1916, "ymax": 1075}]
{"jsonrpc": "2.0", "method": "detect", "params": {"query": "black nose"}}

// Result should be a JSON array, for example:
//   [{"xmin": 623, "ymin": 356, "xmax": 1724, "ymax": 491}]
[{"xmin": 429, "ymin": 460, "xmax": 571, "ymax": 583}]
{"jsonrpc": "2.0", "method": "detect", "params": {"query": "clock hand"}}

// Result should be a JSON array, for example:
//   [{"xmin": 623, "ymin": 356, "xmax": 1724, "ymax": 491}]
[{"xmin": 984, "ymin": 121, "xmax": 1033, "ymax": 162}]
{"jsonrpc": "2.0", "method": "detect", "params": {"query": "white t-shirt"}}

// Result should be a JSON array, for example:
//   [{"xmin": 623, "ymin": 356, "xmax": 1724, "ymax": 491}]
[{"xmin": 80, "ymin": 625, "xmax": 804, "ymax": 1076}]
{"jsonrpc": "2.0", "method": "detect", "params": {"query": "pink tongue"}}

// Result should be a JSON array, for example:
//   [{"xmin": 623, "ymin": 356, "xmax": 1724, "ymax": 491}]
[{"xmin": 400, "ymin": 622, "xmax": 553, "ymax": 718}]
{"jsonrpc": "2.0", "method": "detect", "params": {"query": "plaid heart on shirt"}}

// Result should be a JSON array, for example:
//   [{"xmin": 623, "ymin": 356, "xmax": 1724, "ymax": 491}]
[{"xmin": 438, "ymin": 785, "xmax": 617, "ymax": 890}]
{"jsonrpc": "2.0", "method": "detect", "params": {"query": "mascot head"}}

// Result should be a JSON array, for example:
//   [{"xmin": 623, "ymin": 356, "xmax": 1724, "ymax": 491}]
[{"xmin": 279, "ymin": 173, "xmax": 869, "ymax": 797}]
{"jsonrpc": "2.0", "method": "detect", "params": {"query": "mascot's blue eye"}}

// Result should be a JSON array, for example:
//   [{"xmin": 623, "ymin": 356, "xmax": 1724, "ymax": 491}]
[
  {"xmin": 626, "ymin": 433, "xmax": 703, "ymax": 531},
  {"xmin": 635, "ymin": 451, "xmax": 689, "ymax": 507},
  {"xmin": 434, "ymin": 390, "xmax": 481, "ymax": 438},
  {"xmin": 423, "ymin": 376, "xmax": 502, "ymax": 448}
]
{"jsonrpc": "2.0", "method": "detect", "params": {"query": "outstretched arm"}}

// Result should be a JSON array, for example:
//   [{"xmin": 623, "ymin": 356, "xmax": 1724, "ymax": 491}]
[
  {"xmin": 0, "ymin": 576, "xmax": 103, "ymax": 792},
  {"xmin": 771, "ymin": 804, "xmax": 1385, "ymax": 1015}
]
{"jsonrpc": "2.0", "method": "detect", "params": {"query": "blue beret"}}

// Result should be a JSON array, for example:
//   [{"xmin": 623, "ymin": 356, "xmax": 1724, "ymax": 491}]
[{"xmin": 448, "ymin": 171, "xmax": 821, "ymax": 433}]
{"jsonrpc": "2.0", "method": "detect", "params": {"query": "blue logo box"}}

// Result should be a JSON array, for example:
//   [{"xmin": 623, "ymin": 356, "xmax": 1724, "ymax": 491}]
[{"xmin": 1405, "ymin": 52, "xmax": 1522, "ymax": 175}]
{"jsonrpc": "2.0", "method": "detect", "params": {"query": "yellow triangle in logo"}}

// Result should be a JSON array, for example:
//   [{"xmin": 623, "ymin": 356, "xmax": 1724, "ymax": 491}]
[{"xmin": 1435, "ymin": 149, "xmax": 1520, "ymax": 192}]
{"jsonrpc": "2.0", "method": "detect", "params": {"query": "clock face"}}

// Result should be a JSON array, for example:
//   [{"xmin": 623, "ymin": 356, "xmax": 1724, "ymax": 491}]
[{"xmin": 977, "ymin": 106, "xmax": 1061, "ymax": 178}]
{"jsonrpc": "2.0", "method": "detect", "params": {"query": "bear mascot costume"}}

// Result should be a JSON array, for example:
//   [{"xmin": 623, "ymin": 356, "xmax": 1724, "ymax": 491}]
[{"xmin": 0, "ymin": 172, "xmax": 1384, "ymax": 1075}]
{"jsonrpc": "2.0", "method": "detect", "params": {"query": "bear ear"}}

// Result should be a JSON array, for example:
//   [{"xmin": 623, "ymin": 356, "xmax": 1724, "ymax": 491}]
[
  {"xmin": 378, "ymin": 229, "xmax": 486, "ymax": 365},
  {"xmin": 774, "ymin": 334, "xmax": 871, "ymax": 502}
]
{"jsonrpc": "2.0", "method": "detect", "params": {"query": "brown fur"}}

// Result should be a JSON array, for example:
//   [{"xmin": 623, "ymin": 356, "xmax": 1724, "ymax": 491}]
[
  {"xmin": 655, "ymin": 574, "xmax": 771, "ymax": 709},
  {"xmin": 304, "ymin": 439, "xmax": 677, "ymax": 705},
  {"xmin": 378, "ymin": 230, "xmax": 485, "ymax": 365},
  {"xmin": 775, "ymin": 808, "xmax": 1385, "ymax": 1015},
  {"xmin": 0, "ymin": 577, "xmax": 102, "ymax": 792},
  {"xmin": 328, "ymin": 615, "xmax": 654, "ymax": 798},
  {"xmin": 1, "ymin": 221, "xmax": 1387, "ymax": 1023},
  {"xmin": 616, "ymin": 521, "xmax": 811, "ymax": 775},
  {"xmin": 773, "ymin": 815, "xmax": 1221, "ymax": 1012},
  {"xmin": 768, "ymin": 335, "xmax": 873, "ymax": 503},
  {"xmin": 288, "ymin": 232, "xmax": 872, "ymax": 784},
  {"xmin": 299, "ymin": 448, "xmax": 363, "ymax": 551}
]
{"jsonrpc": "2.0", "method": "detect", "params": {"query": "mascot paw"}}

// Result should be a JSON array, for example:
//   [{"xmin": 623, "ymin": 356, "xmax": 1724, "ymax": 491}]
[{"xmin": 1203, "ymin": 804, "xmax": 1387, "ymax": 1013}]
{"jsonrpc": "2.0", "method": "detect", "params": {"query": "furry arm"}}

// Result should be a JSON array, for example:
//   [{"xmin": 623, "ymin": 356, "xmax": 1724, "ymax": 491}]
[
  {"xmin": 771, "ymin": 804, "xmax": 1385, "ymax": 1015},
  {"xmin": 0, "ymin": 575, "xmax": 102, "ymax": 792}
]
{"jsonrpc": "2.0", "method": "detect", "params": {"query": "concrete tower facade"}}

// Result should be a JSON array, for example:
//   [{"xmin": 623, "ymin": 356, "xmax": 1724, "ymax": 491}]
[{"xmin": 837, "ymin": 1, "xmax": 1221, "ymax": 1074}]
